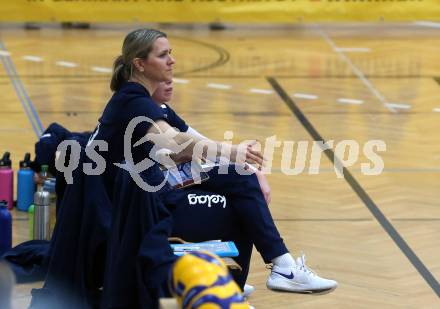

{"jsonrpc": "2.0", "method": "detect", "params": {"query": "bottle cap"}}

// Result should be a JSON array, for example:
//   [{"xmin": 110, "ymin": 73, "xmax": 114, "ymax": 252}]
[
  {"xmin": 0, "ymin": 200, "xmax": 8, "ymax": 209},
  {"xmin": 41, "ymin": 165, "xmax": 49, "ymax": 173},
  {"xmin": 20, "ymin": 153, "xmax": 32, "ymax": 168},
  {"xmin": 34, "ymin": 191, "xmax": 51, "ymax": 206},
  {"xmin": 0, "ymin": 152, "xmax": 12, "ymax": 167}
]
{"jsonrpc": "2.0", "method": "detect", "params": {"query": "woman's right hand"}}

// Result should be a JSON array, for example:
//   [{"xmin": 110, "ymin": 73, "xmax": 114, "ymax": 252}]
[{"xmin": 232, "ymin": 141, "xmax": 264, "ymax": 168}]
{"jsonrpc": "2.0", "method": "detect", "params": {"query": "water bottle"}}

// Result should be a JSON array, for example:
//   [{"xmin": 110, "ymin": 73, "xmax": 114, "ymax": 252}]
[
  {"xmin": 0, "ymin": 200, "xmax": 12, "ymax": 255},
  {"xmin": 17, "ymin": 153, "xmax": 35, "ymax": 212},
  {"xmin": 33, "ymin": 190, "xmax": 51, "ymax": 240},
  {"xmin": 0, "ymin": 152, "xmax": 14, "ymax": 210}
]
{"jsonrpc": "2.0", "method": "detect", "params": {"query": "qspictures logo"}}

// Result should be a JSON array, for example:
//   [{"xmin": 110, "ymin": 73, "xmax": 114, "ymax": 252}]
[{"xmin": 53, "ymin": 116, "xmax": 387, "ymax": 192}]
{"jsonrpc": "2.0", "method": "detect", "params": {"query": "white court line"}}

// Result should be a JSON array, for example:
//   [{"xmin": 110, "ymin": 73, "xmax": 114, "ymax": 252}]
[
  {"xmin": 414, "ymin": 21, "xmax": 440, "ymax": 29},
  {"xmin": 317, "ymin": 28, "xmax": 397, "ymax": 113},
  {"xmin": 91, "ymin": 66, "xmax": 112, "ymax": 73},
  {"xmin": 384, "ymin": 103, "xmax": 411, "ymax": 110},
  {"xmin": 433, "ymin": 108, "xmax": 440, "ymax": 113},
  {"xmin": 334, "ymin": 47, "xmax": 371, "ymax": 53},
  {"xmin": 0, "ymin": 50, "xmax": 11, "ymax": 57},
  {"xmin": 338, "ymin": 98, "xmax": 364, "ymax": 105},
  {"xmin": 56, "ymin": 61, "xmax": 78, "ymax": 68},
  {"xmin": 23, "ymin": 55, "xmax": 43, "ymax": 62},
  {"xmin": 250, "ymin": 88, "xmax": 273, "ymax": 95},
  {"xmin": 207, "ymin": 83, "xmax": 231, "ymax": 90},
  {"xmin": 173, "ymin": 78, "xmax": 189, "ymax": 84},
  {"xmin": 293, "ymin": 93, "xmax": 318, "ymax": 100}
]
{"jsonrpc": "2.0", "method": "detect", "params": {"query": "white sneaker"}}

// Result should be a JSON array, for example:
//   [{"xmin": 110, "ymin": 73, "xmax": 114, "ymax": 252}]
[
  {"xmin": 243, "ymin": 284, "xmax": 255, "ymax": 298},
  {"xmin": 266, "ymin": 254, "xmax": 337, "ymax": 293}
]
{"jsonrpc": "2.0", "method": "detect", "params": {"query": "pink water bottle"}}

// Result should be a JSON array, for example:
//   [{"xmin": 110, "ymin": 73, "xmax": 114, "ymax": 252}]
[{"xmin": 0, "ymin": 152, "xmax": 14, "ymax": 210}]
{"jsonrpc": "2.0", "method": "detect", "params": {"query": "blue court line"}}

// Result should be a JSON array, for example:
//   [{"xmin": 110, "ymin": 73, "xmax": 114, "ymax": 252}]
[{"xmin": 0, "ymin": 40, "xmax": 44, "ymax": 137}]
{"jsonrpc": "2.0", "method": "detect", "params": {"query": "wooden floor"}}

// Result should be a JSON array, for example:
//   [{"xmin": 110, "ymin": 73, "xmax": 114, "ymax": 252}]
[{"xmin": 1, "ymin": 22, "xmax": 440, "ymax": 308}]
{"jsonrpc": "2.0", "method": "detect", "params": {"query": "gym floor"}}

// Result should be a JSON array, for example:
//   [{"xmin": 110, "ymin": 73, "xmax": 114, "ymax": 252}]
[{"xmin": 1, "ymin": 22, "xmax": 440, "ymax": 308}]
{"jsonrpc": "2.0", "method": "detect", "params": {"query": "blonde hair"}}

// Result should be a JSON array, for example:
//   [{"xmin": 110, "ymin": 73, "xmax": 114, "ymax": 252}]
[{"xmin": 110, "ymin": 28, "xmax": 167, "ymax": 92}]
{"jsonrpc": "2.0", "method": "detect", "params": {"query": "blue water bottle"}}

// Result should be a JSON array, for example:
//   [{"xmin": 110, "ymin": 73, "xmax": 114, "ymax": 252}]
[
  {"xmin": 0, "ymin": 200, "xmax": 12, "ymax": 256},
  {"xmin": 17, "ymin": 153, "xmax": 35, "ymax": 212}
]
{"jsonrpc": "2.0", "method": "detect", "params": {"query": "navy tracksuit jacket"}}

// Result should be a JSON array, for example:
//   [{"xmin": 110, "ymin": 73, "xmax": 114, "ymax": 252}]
[{"xmin": 30, "ymin": 152, "xmax": 111, "ymax": 309}]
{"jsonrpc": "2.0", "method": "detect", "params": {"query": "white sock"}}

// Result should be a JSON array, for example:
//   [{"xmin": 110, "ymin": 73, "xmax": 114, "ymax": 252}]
[{"xmin": 271, "ymin": 253, "xmax": 296, "ymax": 268}]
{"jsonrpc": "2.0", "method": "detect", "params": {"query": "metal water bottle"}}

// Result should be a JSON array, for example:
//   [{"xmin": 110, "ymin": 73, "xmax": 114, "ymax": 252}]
[
  {"xmin": 33, "ymin": 190, "xmax": 51, "ymax": 240},
  {"xmin": 0, "ymin": 200, "xmax": 12, "ymax": 255},
  {"xmin": 0, "ymin": 152, "xmax": 14, "ymax": 210},
  {"xmin": 17, "ymin": 153, "xmax": 35, "ymax": 212}
]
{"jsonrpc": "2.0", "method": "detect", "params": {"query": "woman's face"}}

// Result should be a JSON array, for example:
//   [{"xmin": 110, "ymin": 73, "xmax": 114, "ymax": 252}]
[
  {"xmin": 152, "ymin": 81, "xmax": 173, "ymax": 103},
  {"xmin": 138, "ymin": 37, "xmax": 175, "ymax": 83}
]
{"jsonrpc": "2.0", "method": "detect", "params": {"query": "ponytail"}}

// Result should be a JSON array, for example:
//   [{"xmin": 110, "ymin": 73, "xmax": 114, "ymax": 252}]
[{"xmin": 110, "ymin": 55, "xmax": 131, "ymax": 92}]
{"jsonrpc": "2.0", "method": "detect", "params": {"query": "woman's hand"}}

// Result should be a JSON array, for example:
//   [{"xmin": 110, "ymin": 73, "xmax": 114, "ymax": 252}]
[{"xmin": 232, "ymin": 141, "xmax": 264, "ymax": 168}]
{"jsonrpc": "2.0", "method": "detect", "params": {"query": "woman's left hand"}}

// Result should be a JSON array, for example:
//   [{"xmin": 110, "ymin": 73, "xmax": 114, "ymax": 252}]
[{"xmin": 235, "ymin": 140, "xmax": 264, "ymax": 167}]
